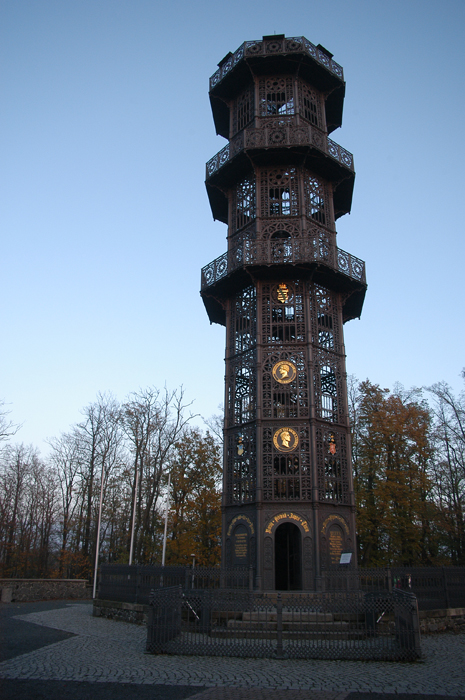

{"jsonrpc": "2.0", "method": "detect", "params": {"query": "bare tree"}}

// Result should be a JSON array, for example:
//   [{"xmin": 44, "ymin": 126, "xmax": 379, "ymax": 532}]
[
  {"xmin": 428, "ymin": 379, "xmax": 465, "ymax": 563},
  {"xmin": 0, "ymin": 400, "xmax": 20, "ymax": 445},
  {"xmin": 0, "ymin": 444, "xmax": 58, "ymax": 577},
  {"xmin": 121, "ymin": 387, "xmax": 194, "ymax": 564}
]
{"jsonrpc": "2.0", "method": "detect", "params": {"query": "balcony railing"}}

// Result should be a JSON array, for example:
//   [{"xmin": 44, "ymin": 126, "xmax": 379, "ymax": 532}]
[
  {"xmin": 210, "ymin": 37, "xmax": 343, "ymax": 90},
  {"xmin": 201, "ymin": 237, "xmax": 366, "ymax": 290},
  {"xmin": 206, "ymin": 125, "xmax": 353, "ymax": 179}
]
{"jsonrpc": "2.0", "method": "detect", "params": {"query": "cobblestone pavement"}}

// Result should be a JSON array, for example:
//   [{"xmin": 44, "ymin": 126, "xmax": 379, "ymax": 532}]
[{"xmin": 0, "ymin": 603, "xmax": 464, "ymax": 696}]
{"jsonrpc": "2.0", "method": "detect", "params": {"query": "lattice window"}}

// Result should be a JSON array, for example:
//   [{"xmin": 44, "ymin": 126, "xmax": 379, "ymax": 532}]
[
  {"xmin": 320, "ymin": 365, "xmax": 337, "ymax": 419},
  {"xmin": 316, "ymin": 428, "xmax": 349, "ymax": 504},
  {"xmin": 262, "ymin": 350, "xmax": 309, "ymax": 420},
  {"xmin": 233, "ymin": 86, "xmax": 254, "ymax": 134},
  {"xmin": 226, "ymin": 426, "xmax": 256, "ymax": 504},
  {"xmin": 235, "ymin": 175, "xmax": 256, "ymax": 231},
  {"xmin": 304, "ymin": 175, "xmax": 327, "ymax": 225},
  {"xmin": 313, "ymin": 341, "xmax": 344, "ymax": 424},
  {"xmin": 298, "ymin": 82, "xmax": 322, "ymax": 127},
  {"xmin": 262, "ymin": 425, "xmax": 311, "ymax": 501},
  {"xmin": 230, "ymin": 286, "xmax": 256, "ymax": 356},
  {"xmin": 318, "ymin": 314, "xmax": 334, "ymax": 349},
  {"xmin": 260, "ymin": 168, "xmax": 299, "ymax": 218},
  {"xmin": 261, "ymin": 282, "xmax": 305, "ymax": 345},
  {"xmin": 227, "ymin": 350, "xmax": 256, "ymax": 426},
  {"xmin": 259, "ymin": 77, "xmax": 294, "ymax": 116},
  {"xmin": 273, "ymin": 391, "xmax": 298, "ymax": 418},
  {"xmin": 309, "ymin": 284, "xmax": 341, "ymax": 352}
]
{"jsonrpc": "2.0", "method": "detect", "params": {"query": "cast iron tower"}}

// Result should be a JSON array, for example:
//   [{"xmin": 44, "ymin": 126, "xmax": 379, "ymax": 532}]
[{"xmin": 201, "ymin": 35, "xmax": 366, "ymax": 591}]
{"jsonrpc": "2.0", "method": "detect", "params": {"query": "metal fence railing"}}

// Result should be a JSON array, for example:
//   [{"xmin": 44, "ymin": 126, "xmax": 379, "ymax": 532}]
[
  {"xmin": 98, "ymin": 564, "xmax": 253, "ymax": 605},
  {"xmin": 146, "ymin": 587, "xmax": 421, "ymax": 662},
  {"xmin": 98, "ymin": 564, "xmax": 465, "ymax": 611}
]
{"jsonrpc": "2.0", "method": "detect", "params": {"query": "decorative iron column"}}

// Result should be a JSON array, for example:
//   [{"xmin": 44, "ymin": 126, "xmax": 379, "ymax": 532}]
[{"xmin": 201, "ymin": 35, "xmax": 366, "ymax": 591}]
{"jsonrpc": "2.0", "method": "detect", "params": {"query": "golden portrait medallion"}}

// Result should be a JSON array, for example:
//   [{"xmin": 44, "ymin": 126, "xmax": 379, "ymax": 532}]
[
  {"xmin": 273, "ymin": 427, "xmax": 299, "ymax": 453},
  {"xmin": 272, "ymin": 360, "xmax": 297, "ymax": 384}
]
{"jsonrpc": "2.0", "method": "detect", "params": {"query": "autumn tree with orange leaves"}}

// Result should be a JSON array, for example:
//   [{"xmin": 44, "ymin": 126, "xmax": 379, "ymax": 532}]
[
  {"xmin": 164, "ymin": 428, "xmax": 222, "ymax": 567},
  {"xmin": 350, "ymin": 380, "xmax": 439, "ymax": 567}
]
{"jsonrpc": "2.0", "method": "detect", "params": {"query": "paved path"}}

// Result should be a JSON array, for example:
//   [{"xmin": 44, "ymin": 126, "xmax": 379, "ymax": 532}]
[{"xmin": 0, "ymin": 601, "xmax": 464, "ymax": 699}]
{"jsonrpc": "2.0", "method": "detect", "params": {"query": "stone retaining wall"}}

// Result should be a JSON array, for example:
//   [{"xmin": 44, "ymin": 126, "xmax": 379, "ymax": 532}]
[
  {"xmin": 0, "ymin": 579, "xmax": 90, "ymax": 602},
  {"xmin": 419, "ymin": 607, "xmax": 465, "ymax": 634},
  {"xmin": 93, "ymin": 599, "xmax": 149, "ymax": 625}
]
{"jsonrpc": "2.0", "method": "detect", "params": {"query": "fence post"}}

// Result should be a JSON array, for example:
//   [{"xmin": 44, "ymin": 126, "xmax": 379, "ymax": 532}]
[
  {"xmin": 135, "ymin": 566, "xmax": 140, "ymax": 604},
  {"xmin": 412, "ymin": 596, "xmax": 422, "ymax": 659},
  {"xmin": 276, "ymin": 592, "xmax": 283, "ymax": 658},
  {"xmin": 249, "ymin": 565, "xmax": 254, "ymax": 591},
  {"xmin": 184, "ymin": 568, "xmax": 189, "ymax": 591},
  {"xmin": 443, "ymin": 567, "xmax": 450, "ymax": 609},
  {"xmin": 387, "ymin": 568, "xmax": 392, "ymax": 593}
]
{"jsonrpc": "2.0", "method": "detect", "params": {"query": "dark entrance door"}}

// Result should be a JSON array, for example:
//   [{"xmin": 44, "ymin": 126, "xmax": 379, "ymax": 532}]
[{"xmin": 275, "ymin": 523, "xmax": 302, "ymax": 590}]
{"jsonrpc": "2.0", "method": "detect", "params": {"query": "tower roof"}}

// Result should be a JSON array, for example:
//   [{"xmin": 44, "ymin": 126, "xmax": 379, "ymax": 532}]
[{"xmin": 209, "ymin": 35, "xmax": 346, "ymax": 136}]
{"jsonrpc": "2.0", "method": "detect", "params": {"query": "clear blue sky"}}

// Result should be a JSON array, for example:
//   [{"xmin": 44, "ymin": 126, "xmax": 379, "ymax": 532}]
[{"xmin": 1, "ymin": 0, "xmax": 464, "ymax": 453}]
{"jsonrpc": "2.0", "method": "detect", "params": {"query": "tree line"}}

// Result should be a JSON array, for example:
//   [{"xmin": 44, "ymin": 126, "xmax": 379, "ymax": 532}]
[
  {"xmin": 0, "ymin": 388, "xmax": 222, "ymax": 580},
  {"xmin": 0, "ymin": 373, "xmax": 464, "ymax": 580}
]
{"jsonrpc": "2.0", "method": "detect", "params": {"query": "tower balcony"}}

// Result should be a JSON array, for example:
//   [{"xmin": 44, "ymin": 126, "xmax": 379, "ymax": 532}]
[
  {"xmin": 205, "ymin": 125, "xmax": 354, "ymax": 223},
  {"xmin": 200, "ymin": 237, "xmax": 366, "ymax": 325},
  {"xmin": 210, "ymin": 37, "xmax": 343, "ymax": 91},
  {"xmin": 206, "ymin": 125, "xmax": 353, "ymax": 178}
]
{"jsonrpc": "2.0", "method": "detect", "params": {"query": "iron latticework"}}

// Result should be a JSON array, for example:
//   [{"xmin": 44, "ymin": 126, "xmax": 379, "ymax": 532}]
[{"xmin": 201, "ymin": 35, "xmax": 367, "ymax": 591}]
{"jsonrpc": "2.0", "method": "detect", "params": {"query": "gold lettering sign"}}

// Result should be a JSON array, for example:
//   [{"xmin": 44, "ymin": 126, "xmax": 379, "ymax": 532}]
[
  {"xmin": 227, "ymin": 515, "xmax": 255, "ymax": 537},
  {"xmin": 265, "ymin": 512, "xmax": 310, "ymax": 534},
  {"xmin": 272, "ymin": 360, "xmax": 297, "ymax": 385},
  {"xmin": 329, "ymin": 529, "xmax": 344, "ymax": 564},
  {"xmin": 234, "ymin": 532, "xmax": 248, "ymax": 559},
  {"xmin": 321, "ymin": 514, "xmax": 350, "ymax": 535},
  {"xmin": 273, "ymin": 427, "xmax": 299, "ymax": 453}
]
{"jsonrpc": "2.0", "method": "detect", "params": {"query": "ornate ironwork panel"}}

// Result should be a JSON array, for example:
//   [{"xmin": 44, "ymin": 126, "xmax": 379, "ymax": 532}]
[
  {"xmin": 262, "ymin": 425, "xmax": 311, "ymax": 501},
  {"xmin": 226, "ymin": 425, "xmax": 256, "ymax": 504},
  {"xmin": 229, "ymin": 286, "xmax": 257, "ymax": 356},
  {"xmin": 262, "ymin": 350, "xmax": 308, "ymax": 419},
  {"xmin": 298, "ymin": 81, "xmax": 322, "ymax": 128},
  {"xmin": 200, "ymin": 239, "xmax": 365, "ymax": 290},
  {"xmin": 206, "ymin": 127, "xmax": 354, "ymax": 179},
  {"xmin": 209, "ymin": 37, "xmax": 344, "ymax": 91},
  {"xmin": 261, "ymin": 219, "xmax": 301, "ymax": 239},
  {"xmin": 313, "ymin": 346, "xmax": 345, "ymax": 424},
  {"xmin": 233, "ymin": 85, "xmax": 254, "ymax": 135},
  {"xmin": 316, "ymin": 426, "xmax": 349, "ymax": 504},
  {"xmin": 234, "ymin": 174, "xmax": 256, "ymax": 232},
  {"xmin": 309, "ymin": 283, "xmax": 342, "ymax": 353},
  {"xmin": 304, "ymin": 174, "xmax": 330, "ymax": 226},
  {"xmin": 260, "ymin": 167, "xmax": 299, "ymax": 218},
  {"xmin": 227, "ymin": 349, "xmax": 256, "ymax": 425},
  {"xmin": 258, "ymin": 77, "xmax": 295, "ymax": 117},
  {"xmin": 261, "ymin": 281, "xmax": 305, "ymax": 345}
]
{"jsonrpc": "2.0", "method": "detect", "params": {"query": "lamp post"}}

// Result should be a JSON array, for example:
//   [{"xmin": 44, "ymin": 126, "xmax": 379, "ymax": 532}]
[
  {"xmin": 191, "ymin": 553, "xmax": 196, "ymax": 589},
  {"xmin": 161, "ymin": 472, "xmax": 171, "ymax": 567},
  {"xmin": 92, "ymin": 460, "xmax": 106, "ymax": 599}
]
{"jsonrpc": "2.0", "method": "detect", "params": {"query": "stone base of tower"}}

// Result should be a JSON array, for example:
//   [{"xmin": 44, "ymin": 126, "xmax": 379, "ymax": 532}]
[{"xmin": 222, "ymin": 504, "xmax": 357, "ymax": 592}]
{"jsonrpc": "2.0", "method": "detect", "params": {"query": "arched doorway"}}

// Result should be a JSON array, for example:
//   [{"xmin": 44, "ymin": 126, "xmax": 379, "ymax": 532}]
[{"xmin": 275, "ymin": 522, "xmax": 302, "ymax": 590}]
